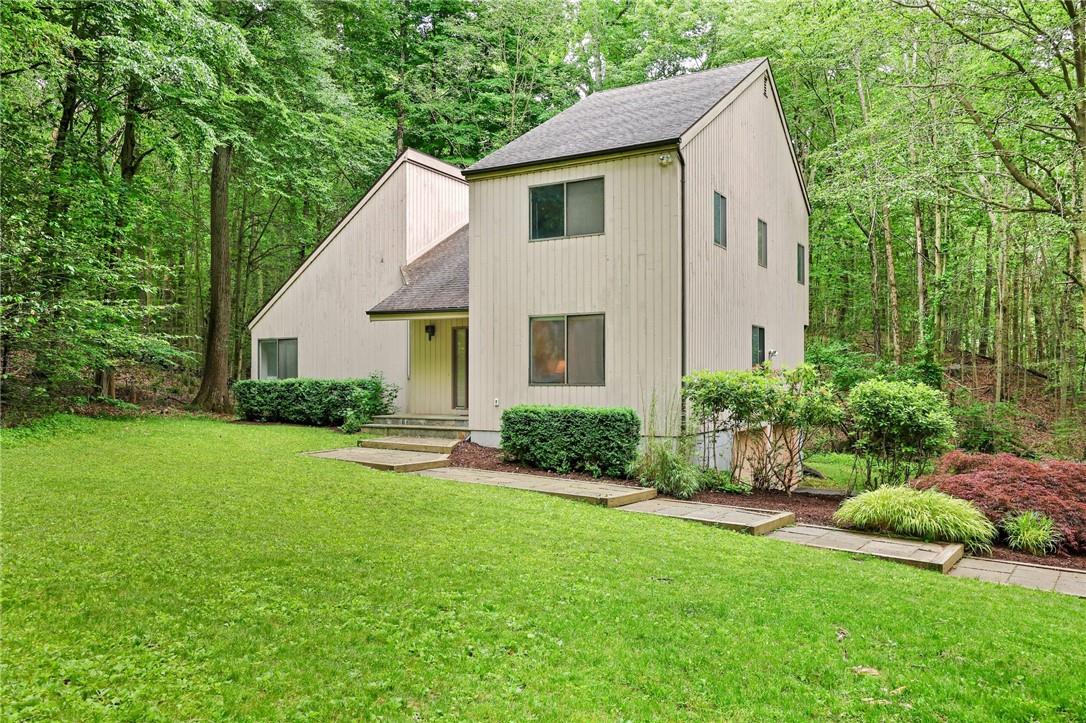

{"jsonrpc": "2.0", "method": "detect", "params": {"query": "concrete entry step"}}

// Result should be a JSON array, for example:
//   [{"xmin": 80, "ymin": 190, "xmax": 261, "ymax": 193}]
[
  {"xmin": 767, "ymin": 524, "xmax": 964, "ymax": 573},
  {"xmin": 359, "ymin": 423, "xmax": 468, "ymax": 440},
  {"xmin": 359, "ymin": 436, "xmax": 459, "ymax": 454},
  {"xmin": 618, "ymin": 498, "xmax": 795, "ymax": 535},
  {"xmin": 307, "ymin": 447, "xmax": 450, "ymax": 473},
  {"xmin": 419, "ymin": 466, "xmax": 657, "ymax": 507},
  {"xmin": 372, "ymin": 414, "xmax": 469, "ymax": 428}
]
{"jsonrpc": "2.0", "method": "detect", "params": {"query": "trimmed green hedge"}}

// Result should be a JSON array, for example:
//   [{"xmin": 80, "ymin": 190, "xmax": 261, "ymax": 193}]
[
  {"xmin": 500, "ymin": 404, "xmax": 640, "ymax": 478},
  {"xmin": 233, "ymin": 376, "xmax": 398, "ymax": 428}
]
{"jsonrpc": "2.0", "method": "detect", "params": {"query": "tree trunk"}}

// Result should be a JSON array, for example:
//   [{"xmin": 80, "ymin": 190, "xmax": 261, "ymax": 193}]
[
  {"xmin": 866, "ymin": 224, "xmax": 882, "ymax": 358},
  {"xmin": 881, "ymin": 202, "xmax": 902, "ymax": 364},
  {"xmin": 194, "ymin": 144, "xmax": 234, "ymax": 412},
  {"xmin": 994, "ymin": 208, "xmax": 1009, "ymax": 403},
  {"xmin": 979, "ymin": 223, "xmax": 993, "ymax": 357},
  {"xmin": 914, "ymin": 197, "xmax": 926, "ymax": 341}
]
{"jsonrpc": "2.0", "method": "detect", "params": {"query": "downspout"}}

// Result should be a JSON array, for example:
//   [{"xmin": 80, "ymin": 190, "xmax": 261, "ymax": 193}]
[{"xmin": 677, "ymin": 146, "xmax": 687, "ymax": 434}]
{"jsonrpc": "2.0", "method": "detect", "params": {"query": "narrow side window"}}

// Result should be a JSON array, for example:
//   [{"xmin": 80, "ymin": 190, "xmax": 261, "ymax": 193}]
[
  {"xmin": 713, "ymin": 192, "xmax": 727, "ymax": 248},
  {"xmin": 757, "ymin": 219, "xmax": 768, "ymax": 267},
  {"xmin": 797, "ymin": 243, "xmax": 806, "ymax": 284}
]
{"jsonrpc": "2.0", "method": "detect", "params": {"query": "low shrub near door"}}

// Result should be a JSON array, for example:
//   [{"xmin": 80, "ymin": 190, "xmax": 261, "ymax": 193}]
[
  {"xmin": 233, "ymin": 376, "xmax": 398, "ymax": 427},
  {"xmin": 500, "ymin": 405, "xmax": 640, "ymax": 478}
]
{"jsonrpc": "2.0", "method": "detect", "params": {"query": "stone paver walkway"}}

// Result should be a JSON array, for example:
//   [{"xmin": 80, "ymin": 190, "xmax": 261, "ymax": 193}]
[
  {"xmin": 419, "ymin": 466, "xmax": 657, "ymax": 507},
  {"xmin": 949, "ymin": 556, "xmax": 1086, "ymax": 596},
  {"xmin": 767, "ymin": 524, "xmax": 963, "ymax": 573},
  {"xmin": 308, "ymin": 451, "xmax": 1086, "ymax": 596},
  {"xmin": 618, "ymin": 498, "xmax": 794, "ymax": 535}
]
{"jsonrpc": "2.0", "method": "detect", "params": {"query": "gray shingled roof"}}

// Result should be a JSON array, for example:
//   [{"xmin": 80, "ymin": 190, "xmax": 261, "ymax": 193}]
[
  {"xmin": 465, "ymin": 58, "xmax": 766, "ymax": 174},
  {"xmin": 368, "ymin": 225, "xmax": 468, "ymax": 315}
]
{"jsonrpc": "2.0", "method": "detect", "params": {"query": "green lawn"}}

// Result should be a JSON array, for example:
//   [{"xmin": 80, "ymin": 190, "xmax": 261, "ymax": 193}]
[
  {"xmin": 803, "ymin": 451, "xmax": 858, "ymax": 489},
  {"xmin": 4, "ymin": 416, "xmax": 1085, "ymax": 720}
]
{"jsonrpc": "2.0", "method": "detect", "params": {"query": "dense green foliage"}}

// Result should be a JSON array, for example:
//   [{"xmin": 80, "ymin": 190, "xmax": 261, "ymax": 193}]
[
  {"xmin": 847, "ymin": 379, "xmax": 956, "ymax": 488},
  {"xmin": 683, "ymin": 364, "xmax": 841, "ymax": 491},
  {"xmin": 1002, "ymin": 511, "xmax": 1061, "ymax": 557},
  {"xmin": 834, "ymin": 486, "xmax": 997, "ymax": 554},
  {"xmin": 952, "ymin": 401, "xmax": 1028, "ymax": 456},
  {"xmin": 4, "ymin": 0, "xmax": 1085, "ymax": 419},
  {"xmin": 500, "ymin": 404, "xmax": 639, "ymax": 477},
  {"xmin": 233, "ymin": 376, "xmax": 396, "ymax": 428},
  {"xmin": 6, "ymin": 417, "xmax": 1085, "ymax": 719}
]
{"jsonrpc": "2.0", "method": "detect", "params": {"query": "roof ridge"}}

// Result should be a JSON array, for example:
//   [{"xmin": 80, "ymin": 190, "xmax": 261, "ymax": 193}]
[{"xmin": 591, "ymin": 57, "xmax": 766, "ymax": 97}]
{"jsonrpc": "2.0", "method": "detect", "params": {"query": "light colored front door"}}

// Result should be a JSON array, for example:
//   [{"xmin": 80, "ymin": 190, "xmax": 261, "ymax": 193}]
[{"xmin": 452, "ymin": 326, "xmax": 468, "ymax": 410}]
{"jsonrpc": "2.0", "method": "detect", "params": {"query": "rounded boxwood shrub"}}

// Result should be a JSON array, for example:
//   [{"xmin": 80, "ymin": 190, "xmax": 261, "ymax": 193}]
[
  {"xmin": 833, "ymin": 486, "xmax": 996, "ymax": 553},
  {"xmin": 500, "ymin": 405, "xmax": 639, "ymax": 478},
  {"xmin": 233, "ymin": 376, "xmax": 397, "ymax": 428}
]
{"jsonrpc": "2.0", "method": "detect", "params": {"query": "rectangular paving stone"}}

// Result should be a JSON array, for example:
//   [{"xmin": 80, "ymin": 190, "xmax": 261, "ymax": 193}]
[
  {"xmin": 949, "ymin": 567, "xmax": 1011, "ymax": 584},
  {"xmin": 1054, "ymin": 573, "xmax": 1086, "ymax": 598},
  {"xmin": 617, "ymin": 498, "xmax": 791, "ymax": 535},
  {"xmin": 418, "ymin": 467, "xmax": 655, "ymax": 507},
  {"xmin": 1007, "ymin": 568, "xmax": 1059, "ymax": 592}
]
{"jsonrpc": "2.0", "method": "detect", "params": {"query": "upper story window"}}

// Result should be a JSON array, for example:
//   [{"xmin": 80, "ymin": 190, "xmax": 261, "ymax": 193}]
[
  {"xmin": 797, "ymin": 243, "xmax": 806, "ymax": 284},
  {"xmin": 757, "ymin": 219, "xmax": 768, "ymax": 267},
  {"xmin": 713, "ymin": 192, "xmax": 727, "ymax": 248},
  {"xmin": 529, "ymin": 313, "xmax": 605, "ymax": 385},
  {"xmin": 258, "ymin": 337, "xmax": 298, "ymax": 379},
  {"xmin": 529, "ymin": 177, "xmax": 604, "ymax": 240}
]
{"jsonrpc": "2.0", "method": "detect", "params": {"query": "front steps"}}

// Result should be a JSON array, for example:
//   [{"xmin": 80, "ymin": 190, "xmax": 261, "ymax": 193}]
[
  {"xmin": 359, "ymin": 435, "xmax": 459, "ymax": 454},
  {"xmin": 360, "ymin": 413, "xmax": 469, "ymax": 440}
]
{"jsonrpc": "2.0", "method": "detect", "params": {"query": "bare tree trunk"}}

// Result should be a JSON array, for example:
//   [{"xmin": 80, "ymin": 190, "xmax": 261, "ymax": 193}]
[
  {"xmin": 994, "ymin": 208, "xmax": 1009, "ymax": 403},
  {"xmin": 914, "ymin": 197, "xmax": 926, "ymax": 341},
  {"xmin": 979, "ymin": 223, "xmax": 993, "ymax": 357},
  {"xmin": 881, "ymin": 202, "xmax": 902, "ymax": 364},
  {"xmin": 194, "ymin": 144, "xmax": 234, "ymax": 412}
]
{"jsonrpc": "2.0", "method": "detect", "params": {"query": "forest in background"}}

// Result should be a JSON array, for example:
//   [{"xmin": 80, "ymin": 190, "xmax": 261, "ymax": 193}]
[{"xmin": 2, "ymin": 0, "xmax": 1085, "ymax": 435}]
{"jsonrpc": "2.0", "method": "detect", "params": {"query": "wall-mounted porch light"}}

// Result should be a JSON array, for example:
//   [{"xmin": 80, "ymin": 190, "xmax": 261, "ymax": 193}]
[{"xmin": 425, "ymin": 324, "xmax": 436, "ymax": 341}]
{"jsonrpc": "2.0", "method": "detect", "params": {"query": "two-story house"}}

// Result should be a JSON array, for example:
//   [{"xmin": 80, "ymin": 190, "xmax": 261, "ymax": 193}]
[{"xmin": 248, "ymin": 57, "xmax": 809, "ymax": 450}]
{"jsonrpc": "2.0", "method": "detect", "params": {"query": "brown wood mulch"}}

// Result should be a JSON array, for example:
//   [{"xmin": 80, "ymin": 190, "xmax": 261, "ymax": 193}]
[{"xmin": 448, "ymin": 441, "xmax": 1086, "ymax": 571}]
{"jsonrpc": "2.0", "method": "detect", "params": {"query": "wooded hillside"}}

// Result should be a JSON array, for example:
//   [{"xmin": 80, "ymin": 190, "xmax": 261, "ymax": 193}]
[{"xmin": 2, "ymin": 0, "xmax": 1083, "ymax": 423}]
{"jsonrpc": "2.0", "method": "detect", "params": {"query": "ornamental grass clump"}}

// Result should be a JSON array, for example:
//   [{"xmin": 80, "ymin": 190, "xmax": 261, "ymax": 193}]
[
  {"xmin": 833, "ymin": 486, "xmax": 996, "ymax": 554},
  {"xmin": 1001, "ymin": 511, "xmax": 1061, "ymax": 556}
]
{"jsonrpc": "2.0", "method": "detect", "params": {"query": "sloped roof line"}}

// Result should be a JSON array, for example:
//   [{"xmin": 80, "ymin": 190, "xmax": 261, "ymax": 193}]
[{"xmin": 247, "ymin": 149, "xmax": 464, "ymax": 330}]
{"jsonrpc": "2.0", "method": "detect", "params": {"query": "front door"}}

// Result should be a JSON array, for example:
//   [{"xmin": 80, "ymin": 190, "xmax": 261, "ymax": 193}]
[{"xmin": 452, "ymin": 326, "xmax": 468, "ymax": 410}]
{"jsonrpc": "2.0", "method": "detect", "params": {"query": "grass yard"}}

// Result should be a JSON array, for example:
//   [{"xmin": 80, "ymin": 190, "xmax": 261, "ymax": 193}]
[
  {"xmin": 4, "ymin": 416, "xmax": 1086, "ymax": 720},
  {"xmin": 803, "ymin": 451, "xmax": 858, "ymax": 489}
]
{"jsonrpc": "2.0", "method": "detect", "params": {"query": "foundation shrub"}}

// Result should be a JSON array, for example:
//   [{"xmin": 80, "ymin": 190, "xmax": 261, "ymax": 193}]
[
  {"xmin": 233, "ymin": 376, "xmax": 398, "ymax": 428},
  {"xmin": 500, "ymin": 405, "xmax": 640, "ymax": 478}
]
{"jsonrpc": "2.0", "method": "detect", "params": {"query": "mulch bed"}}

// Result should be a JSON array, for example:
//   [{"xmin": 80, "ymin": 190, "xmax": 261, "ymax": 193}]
[{"xmin": 449, "ymin": 441, "xmax": 1086, "ymax": 571}]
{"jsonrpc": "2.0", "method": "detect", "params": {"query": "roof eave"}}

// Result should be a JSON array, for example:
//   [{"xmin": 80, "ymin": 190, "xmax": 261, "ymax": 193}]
[{"xmin": 463, "ymin": 140, "xmax": 681, "ymax": 179}]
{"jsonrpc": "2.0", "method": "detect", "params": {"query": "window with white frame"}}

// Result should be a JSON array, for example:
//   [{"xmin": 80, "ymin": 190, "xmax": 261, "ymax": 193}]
[
  {"xmin": 529, "ymin": 314, "xmax": 604, "ymax": 385},
  {"xmin": 258, "ymin": 338, "xmax": 298, "ymax": 379}
]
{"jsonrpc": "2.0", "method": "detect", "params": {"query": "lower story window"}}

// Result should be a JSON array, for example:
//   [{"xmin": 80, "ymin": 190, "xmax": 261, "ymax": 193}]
[
  {"xmin": 530, "ymin": 314, "xmax": 604, "ymax": 385},
  {"xmin": 258, "ymin": 337, "xmax": 298, "ymax": 379},
  {"xmin": 751, "ymin": 326, "xmax": 766, "ymax": 367}
]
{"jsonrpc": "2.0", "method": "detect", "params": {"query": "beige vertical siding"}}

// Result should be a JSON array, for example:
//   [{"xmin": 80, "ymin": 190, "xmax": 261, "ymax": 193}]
[
  {"xmin": 468, "ymin": 151, "xmax": 683, "ymax": 435},
  {"xmin": 405, "ymin": 162, "xmax": 469, "ymax": 262},
  {"xmin": 249, "ymin": 154, "xmax": 468, "ymax": 404},
  {"xmin": 681, "ymin": 74, "xmax": 809, "ymax": 373},
  {"xmin": 407, "ymin": 317, "xmax": 467, "ymax": 414}
]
